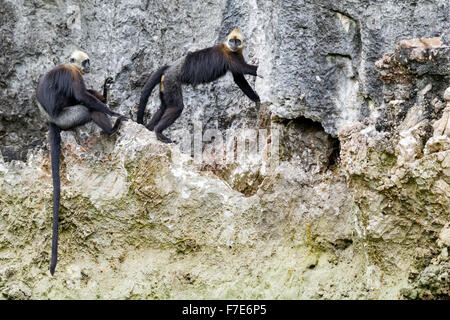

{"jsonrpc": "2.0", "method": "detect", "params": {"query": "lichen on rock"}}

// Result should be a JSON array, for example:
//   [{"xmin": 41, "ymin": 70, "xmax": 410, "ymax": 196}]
[{"xmin": 0, "ymin": 0, "xmax": 449, "ymax": 300}]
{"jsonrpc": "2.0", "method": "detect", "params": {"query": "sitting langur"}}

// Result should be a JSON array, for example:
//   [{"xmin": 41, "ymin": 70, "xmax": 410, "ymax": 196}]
[
  {"xmin": 36, "ymin": 50, "xmax": 128, "ymax": 275},
  {"xmin": 137, "ymin": 27, "xmax": 260, "ymax": 143}
]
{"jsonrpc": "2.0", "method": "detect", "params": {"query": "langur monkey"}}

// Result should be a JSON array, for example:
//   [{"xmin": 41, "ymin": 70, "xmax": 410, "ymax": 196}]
[
  {"xmin": 137, "ymin": 28, "xmax": 261, "ymax": 143},
  {"xmin": 36, "ymin": 50, "xmax": 128, "ymax": 275}
]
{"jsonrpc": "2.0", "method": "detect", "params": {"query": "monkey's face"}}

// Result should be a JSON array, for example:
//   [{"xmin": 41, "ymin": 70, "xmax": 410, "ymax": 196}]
[
  {"xmin": 225, "ymin": 27, "xmax": 244, "ymax": 52},
  {"xmin": 69, "ymin": 50, "xmax": 90, "ymax": 74}
]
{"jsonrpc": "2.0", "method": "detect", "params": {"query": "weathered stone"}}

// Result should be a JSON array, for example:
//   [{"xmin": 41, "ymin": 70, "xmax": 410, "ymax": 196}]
[
  {"xmin": 338, "ymin": 38, "xmax": 449, "ymax": 300},
  {"xmin": 1, "ymin": 0, "xmax": 450, "ymax": 300},
  {"xmin": 1, "ymin": 0, "xmax": 450, "ymax": 160},
  {"xmin": 444, "ymin": 87, "xmax": 450, "ymax": 102}
]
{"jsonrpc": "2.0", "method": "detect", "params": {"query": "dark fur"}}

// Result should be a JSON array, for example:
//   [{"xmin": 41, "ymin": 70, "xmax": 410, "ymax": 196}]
[
  {"xmin": 49, "ymin": 123, "xmax": 61, "ymax": 275},
  {"xmin": 36, "ymin": 65, "xmax": 125, "ymax": 275},
  {"xmin": 138, "ymin": 44, "xmax": 260, "ymax": 143},
  {"xmin": 137, "ymin": 65, "xmax": 169, "ymax": 124},
  {"xmin": 37, "ymin": 65, "xmax": 122, "ymax": 119},
  {"xmin": 180, "ymin": 44, "xmax": 258, "ymax": 84}
]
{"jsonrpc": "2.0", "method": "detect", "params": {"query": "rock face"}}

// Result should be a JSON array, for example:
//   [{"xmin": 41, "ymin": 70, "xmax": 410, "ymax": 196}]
[
  {"xmin": 0, "ymin": 0, "xmax": 449, "ymax": 299},
  {"xmin": 1, "ymin": 0, "xmax": 449, "ymax": 161},
  {"xmin": 339, "ymin": 39, "xmax": 450, "ymax": 300}
]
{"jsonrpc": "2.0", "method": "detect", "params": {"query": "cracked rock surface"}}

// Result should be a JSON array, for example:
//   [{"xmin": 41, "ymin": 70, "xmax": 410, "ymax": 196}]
[
  {"xmin": 1, "ymin": 0, "xmax": 449, "ymax": 160},
  {"xmin": 0, "ymin": 0, "xmax": 449, "ymax": 299}
]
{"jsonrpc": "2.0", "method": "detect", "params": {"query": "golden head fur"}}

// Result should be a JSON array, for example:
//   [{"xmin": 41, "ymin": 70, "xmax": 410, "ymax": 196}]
[
  {"xmin": 224, "ymin": 27, "xmax": 244, "ymax": 52},
  {"xmin": 68, "ymin": 50, "xmax": 90, "ymax": 74}
]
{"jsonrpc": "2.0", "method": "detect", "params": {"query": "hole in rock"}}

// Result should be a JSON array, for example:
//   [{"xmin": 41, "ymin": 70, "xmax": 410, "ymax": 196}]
[{"xmin": 278, "ymin": 117, "xmax": 341, "ymax": 172}]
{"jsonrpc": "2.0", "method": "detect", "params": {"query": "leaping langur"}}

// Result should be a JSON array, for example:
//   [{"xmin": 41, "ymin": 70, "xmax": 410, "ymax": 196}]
[
  {"xmin": 36, "ymin": 50, "xmax": 128, "ymax": 275},
  {"xmin": 137, "ymin": 27, "xmax": 261, "ymax": 143}
]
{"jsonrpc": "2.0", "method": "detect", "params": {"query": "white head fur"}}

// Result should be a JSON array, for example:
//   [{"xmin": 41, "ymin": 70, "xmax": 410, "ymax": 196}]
[
  {"xmin": 224, "ymin": 27, "xmax": 244, "ymax": 52},
  {"xmin": 69, "ymin": 50, "xmax": 90, "ymax": 74}
]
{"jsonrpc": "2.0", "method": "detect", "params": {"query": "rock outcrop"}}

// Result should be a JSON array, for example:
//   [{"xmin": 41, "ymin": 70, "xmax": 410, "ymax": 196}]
[
  {"xmin": 339, "ymin": 38, "xmax": 449, "ymax": 300},
  {"xmin": 1, "ymin": 0, "xmax": 449, "ymax": 161}
]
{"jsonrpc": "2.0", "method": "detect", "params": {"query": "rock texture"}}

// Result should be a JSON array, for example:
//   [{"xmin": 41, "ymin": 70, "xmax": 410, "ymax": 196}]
[
  {"xmin": 0, "ymin": 121, "xmax": 366, "ymax": 299},
  {"xmin": 1, "ymin": 0, "xmax": 449, "ymax": 161},
  {"xmin": 0, "ymin": 0, "xmax": 449, "ymax": 299},
  {"xmin": 339, "ymin": 39, "xmax": 450, "ymax": 300}
]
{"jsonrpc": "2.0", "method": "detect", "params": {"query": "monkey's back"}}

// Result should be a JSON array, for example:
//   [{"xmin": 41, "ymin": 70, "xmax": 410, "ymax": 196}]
[
  {"xmin": 179, "ymin": 44, "xmax": 229, "ymax": 85},
  {"xmin": 36, "ymin": 65, "xmax": 80, "ymax": 117}
]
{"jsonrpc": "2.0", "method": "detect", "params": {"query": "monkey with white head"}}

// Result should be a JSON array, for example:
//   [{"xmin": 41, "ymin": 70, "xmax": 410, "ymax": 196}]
[
  {"xmin": 137, "ymin": 28, "xmax": 261, "ymax": 143},
  {"xmin": 36, "ymin": 50, "xmax": 127, "ymax": 275}
]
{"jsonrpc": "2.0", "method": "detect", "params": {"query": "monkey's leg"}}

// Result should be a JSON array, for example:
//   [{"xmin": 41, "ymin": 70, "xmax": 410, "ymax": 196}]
[
  {"xmin": 102, "ymin": 77, "xmax": 113, "ymax": 102},
  {"xmin": 146, "ymin": 92, "xmax": 167, "ymax": 131},
  {"xmin": 91, "ymin": 111, "xmax": 122, "ymax": 136},
  {"xmin": 153, "ymin": 106, "xmax": 183, "ymax": 143},
  {"xmin": 49, "ymin": 123, "xmax": 62, "ymax": 275},
  {"xmin": 87, "ymin": 89, "xmax": 106, "ymax": 103},
  {"xmin": 152, "ymin": 75, "xmax": 183, "ymax": 143},
  {"xmin": 76, "ymin": 89, "xmax": 124, "ymax": 118}
]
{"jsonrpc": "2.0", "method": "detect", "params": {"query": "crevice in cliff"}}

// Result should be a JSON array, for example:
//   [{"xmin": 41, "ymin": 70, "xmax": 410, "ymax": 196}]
[{"xmin": 278, "ymin": 116, "xmax": 341, "ymax": 173}]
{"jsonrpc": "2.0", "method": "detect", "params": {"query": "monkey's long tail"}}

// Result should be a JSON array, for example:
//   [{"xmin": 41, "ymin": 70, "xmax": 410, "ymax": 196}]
[
  {"xmin": 49, "ymin": 123, "xmax": 61, "ymax": 276},
  {"xmin": 137, "ymin": 65, "xmax": 170, "ymax": 124}
]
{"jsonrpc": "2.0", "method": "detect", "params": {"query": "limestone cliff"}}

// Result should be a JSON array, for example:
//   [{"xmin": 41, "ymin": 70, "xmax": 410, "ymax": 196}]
[{"xmin": 0, "ymin": 0, "xmax": 449, "ymax": 299}]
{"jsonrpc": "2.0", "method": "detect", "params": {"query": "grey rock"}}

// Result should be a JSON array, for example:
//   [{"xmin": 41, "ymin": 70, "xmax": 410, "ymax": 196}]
[
  {"xmin": 0, "ymin": 0, "xmax": 449, "ymax": 300},
  {"xmin": 1, "ymin": 0, "xmax": 449, "ymax": 161}
]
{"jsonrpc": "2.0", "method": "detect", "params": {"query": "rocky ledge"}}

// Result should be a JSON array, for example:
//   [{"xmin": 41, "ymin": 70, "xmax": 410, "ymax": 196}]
[{"xmin": 0, "ymin": 38, "xmax": 449, "ymax": 299}]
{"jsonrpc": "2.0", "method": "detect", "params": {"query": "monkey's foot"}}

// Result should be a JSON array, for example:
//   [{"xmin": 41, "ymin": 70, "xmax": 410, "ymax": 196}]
[
  {"xmin": 156, "ymin": 132, "xmax": 174, "ymax": 144},
  {"xmin": 110, "ymin": 111, "xmax": 129, "ymax": 120},
  {"xmin": 107, "ymin": 129, "xmax": 120, "ymax": 137}
]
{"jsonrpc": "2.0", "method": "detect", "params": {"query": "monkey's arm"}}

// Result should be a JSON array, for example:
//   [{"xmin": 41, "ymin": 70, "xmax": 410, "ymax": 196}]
[
  {"xmin": 74, "ymin": 77, "xmax": 124, "ymax": 118},
  {"xmin": 233, "ymin": 54, "xmax": 258, "ymax": 76},
  {"xmin": 232, "ymin": 72, "xmax": 260, "ymax": 102},
  {"xmin": 242, "ymin": 63, "xmax": 258, "ymax": 76},
  {"xmin": 87, "ymin": 89, "xmax": 106, "ymax": 103},
  {"xmin": 86, "ymin": 78, "xmax": 113, "ymax": 103}
]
